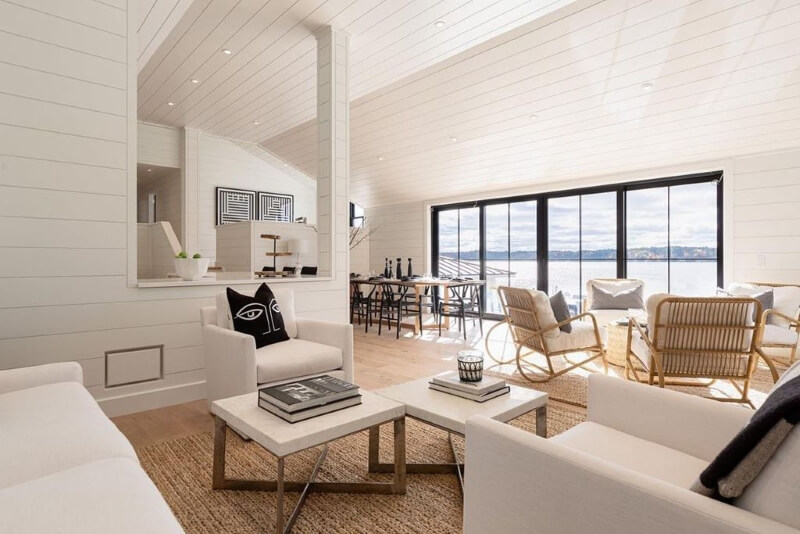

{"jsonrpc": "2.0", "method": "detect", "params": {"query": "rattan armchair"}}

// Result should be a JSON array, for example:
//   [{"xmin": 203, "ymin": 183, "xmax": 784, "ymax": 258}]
[
  {"xmin": 750, "ymin": 282, "xmax": 800, "ymax": 382},
  {"xmin": 625, "ymin": 296, "xmax": 762, "ymax": 406},
  {"xmin": 497, "ymin": 286, "xmax": 607, "ymax": 383}
]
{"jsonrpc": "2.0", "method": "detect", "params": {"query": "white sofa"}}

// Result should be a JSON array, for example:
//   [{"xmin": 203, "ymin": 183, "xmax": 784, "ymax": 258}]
[
  {"xmin": 464, "ymin": 374, "xmax": 800, "ymax": 534},
  {"xmin": 0, "ymin": 363, "xmax": 182, "ymax": 533},
  {"xmin": 201, "ymin": 288, "xmax": 354, "ymax": 407}
]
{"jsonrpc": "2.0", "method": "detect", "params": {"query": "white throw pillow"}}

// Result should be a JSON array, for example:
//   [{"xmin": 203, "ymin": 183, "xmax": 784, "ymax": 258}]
[
  {"xmin": 734, "ymin": 360, "xmax": 800, "ymax": 529},
  {"xmin": 728, "ymin": 283, "xmax": 800, "ymax": 328},
  {"xmin": 530, "ymin": 289, "xmax": 561, "ymax": 339},
  {"xmin": 585, "ymin": 279, "xmax": 643, "ymax": 310}
]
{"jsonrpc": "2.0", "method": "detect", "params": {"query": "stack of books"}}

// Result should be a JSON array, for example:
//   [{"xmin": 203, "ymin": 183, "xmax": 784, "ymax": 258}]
[
  {"xmin": 428, "ymin": 371, "xmax": 509, "ymax": 402},
  {"xmin": 258, "ymin": 375, "xmax": 361, "ymax": 423}
]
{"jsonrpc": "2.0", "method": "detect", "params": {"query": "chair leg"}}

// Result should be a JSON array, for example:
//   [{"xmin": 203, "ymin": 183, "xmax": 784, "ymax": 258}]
[
  {"xmin": 378, "ymin": 301, "xmax": 384, "ymax": 336},
  {"xmin": 396, "ymin": 302, "xmax": 402, "ymax": 339}
]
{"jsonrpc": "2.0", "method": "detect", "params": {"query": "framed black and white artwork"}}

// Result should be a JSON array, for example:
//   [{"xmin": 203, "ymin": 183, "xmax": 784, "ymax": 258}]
[
  {"xmin": 257, "ymin": 192, "xmax": 294, "ymax": 222},
  {"xmin": 216, "ymin": 187, "xmax": 256, "ymax": 225}
]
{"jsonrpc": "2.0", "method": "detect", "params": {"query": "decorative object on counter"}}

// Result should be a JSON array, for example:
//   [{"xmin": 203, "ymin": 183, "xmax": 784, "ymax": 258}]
[
  {"xmin": 294, "ymin": 216, "xmax": 307, "ymax": 224},
  {"xmin": 260, "ymin": 234, "xmax": 292, "ymax": 272},
  {"xmin": 457, "ymin": 349, "xmax": 485, "ymax": 382},
  {"xmin": 388, "ymin": 259, "xmax": 393, "ymax": 278},
  {"xmin": 384, "ymin": 258, "xmax": 390, "ymax": 278},
  {"xmin": 349, "ymin": 217, "xmax": 378, "ymax": 250},
  {"xmin": 407, "ymin": 258, "xmax": 413, "ymax": 277},
  {"xmin": 173, "ymin": 251, "xmax": 210, "ymax": 281},
  {"xmin": 396, "ymin": 257, "xmax": 403, "ymax": 279},
  {"xmin": 288, "ymin": 239, "xmax": 310, "ymax": 276}
]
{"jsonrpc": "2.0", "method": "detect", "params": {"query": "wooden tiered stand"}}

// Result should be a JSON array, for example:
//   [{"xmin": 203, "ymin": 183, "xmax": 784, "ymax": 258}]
[{"xmin": 255, "ymin": 234, "xmax": 293, "ymax": 278}]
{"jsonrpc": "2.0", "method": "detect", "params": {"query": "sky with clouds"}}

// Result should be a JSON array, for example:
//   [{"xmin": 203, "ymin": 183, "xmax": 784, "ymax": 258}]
[{"xmin": 438, "ymin": 181, "xmax": 717, "ymax": 254}]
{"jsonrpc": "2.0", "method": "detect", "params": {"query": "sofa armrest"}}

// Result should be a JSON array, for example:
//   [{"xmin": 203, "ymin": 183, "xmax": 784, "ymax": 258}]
[
  {"xmin": 295, "ymin": 318, "xmax": 354, "ymax": 382},
  {"xmin": 0, "ymin": 362, "xmax": 83, "ymax": 395},
  {"xmin": 464, "ymin": 417, "xmax": 795, "ymax": 534},
  {"xmin": 202, "ymin": 325, "xmax": 257, "ymax": 409},
  {"xmin": 587, "ymin": 374, "xmax": 752, "ymax": 461}
]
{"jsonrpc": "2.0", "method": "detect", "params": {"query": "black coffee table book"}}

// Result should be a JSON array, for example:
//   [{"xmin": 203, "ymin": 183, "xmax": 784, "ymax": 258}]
[{"xmin": 258, "ymin": 375, "xmax": 361, "ymax": 423}]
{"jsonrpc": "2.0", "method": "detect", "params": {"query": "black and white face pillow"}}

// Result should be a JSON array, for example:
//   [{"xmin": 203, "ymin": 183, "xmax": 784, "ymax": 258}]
[{"xmin": 226, "ymin": 284, "xmax": 289, "ymax": 348}]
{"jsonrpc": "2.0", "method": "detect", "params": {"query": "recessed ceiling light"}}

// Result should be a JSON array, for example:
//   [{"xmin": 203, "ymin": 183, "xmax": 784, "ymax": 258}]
[
  {"xmin": 147, "ymin": 168, "xmax": 152, "ymax": 172},
  {"xmin": 166, "ymin": 101, "xmax": 175, "ymax": 106},
  {"xmin": 641, "ymin": 82, "xmax": 654, "ymax": 91},
  {"xmin": 253, "ymin": 121, "xmax": 260, "ymax": 125},
  {"xmin": 377, "ymin": 155, "xmax": 384, "ymax": 161},
  {"xmin": 529, "ymin": 113, "xmax": 539, "ymax": 120},
  {"xmin": 434, "ymin": 20, "xmax": 446, "ymax": 28},
  {"xmin": 190, "ymin": 79, "xmax": 200, "ymax": 84},
  {"xmin": 222, "ymin": 48, "xmax": 233, "ymax": 55},
  {"xmin": 450, "ymin": 136, "xmax": 458, "ymax": 142},
  {"xmin": 283, "ymin": 163, "xmax": 289, "ymax": 167}
]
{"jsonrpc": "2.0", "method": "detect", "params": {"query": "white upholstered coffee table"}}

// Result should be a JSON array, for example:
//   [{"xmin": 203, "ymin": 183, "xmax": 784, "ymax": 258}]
[
  {"xmin": 372, "ymin": 376, "xmax": 548, "ymax": 491},
  {"xmin": 211, "ymin": 391, "xmax": 406, "ymax": 534}
]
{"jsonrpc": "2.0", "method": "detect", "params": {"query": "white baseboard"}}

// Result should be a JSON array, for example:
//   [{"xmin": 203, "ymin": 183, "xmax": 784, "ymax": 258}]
[{"xmin": 98, "ymin": 380, "xmax": 206, "ymax": 417}]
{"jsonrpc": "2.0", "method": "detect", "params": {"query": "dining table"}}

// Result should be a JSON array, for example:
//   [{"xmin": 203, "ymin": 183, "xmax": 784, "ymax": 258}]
[{"xmin": 349, "ymin": 277, "xmax": 486, "ymax": 334}]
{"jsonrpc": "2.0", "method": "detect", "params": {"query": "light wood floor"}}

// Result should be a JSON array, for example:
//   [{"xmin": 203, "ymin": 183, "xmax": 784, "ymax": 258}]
[{"xmin": 113, "ymin": 318, "xmax": 493, "ymax": 448}]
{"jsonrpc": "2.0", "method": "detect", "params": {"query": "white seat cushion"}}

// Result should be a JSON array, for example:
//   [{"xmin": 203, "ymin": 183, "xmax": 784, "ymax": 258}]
[
  {"xmin": 761, "ymin": 324, "xmax": 799, "ymax": 346},
  {"xmin": 0, "ymin": 458, "xmax": 182, "ymax": 533},
  {"xmin": 586, "ymin": 309, "xmax": 628, "ymax": 327},
  {"xmin": 0, "ymin": 382, "xmax": 137, "ymax": 489},
  {"xmin": 545, "ymin": 321, "xmax": 599, "ymax": 352},
  {"xmin": 255, "ymin": 338, "xmax": 343, "ymax": 384},
  {"xmin": 551, "ymin": 421, "xmax": 708, "ymax": 488}
]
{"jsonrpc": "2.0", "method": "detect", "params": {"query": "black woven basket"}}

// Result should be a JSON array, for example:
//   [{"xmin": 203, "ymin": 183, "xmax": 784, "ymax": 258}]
[{"xmin": 457, "ymin": 350, "xmax": 484, "ymax": 382}]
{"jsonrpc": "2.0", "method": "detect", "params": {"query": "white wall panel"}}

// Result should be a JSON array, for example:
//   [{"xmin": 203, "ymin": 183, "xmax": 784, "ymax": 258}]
[{"xmin": 0, "ymin": 1, "xmax": 349, "ymax": 418}]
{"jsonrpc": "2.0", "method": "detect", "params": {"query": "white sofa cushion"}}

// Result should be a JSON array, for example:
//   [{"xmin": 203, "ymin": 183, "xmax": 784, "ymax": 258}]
[
  {"xmin": 216, "ymin": 287, "xmax": 297, "ymax": 338},
  {"xmin": 255, "ymin": 338, "xmax": 342, "ymax": 384},
  {"xmin": 761, "ymin": 324, "xmax": 799, "ymax": 346},
  {"xmin": 729, "ymin": 283, "xmax": 800, "ymax": 328},
  {"xmin": 0, "ymin": 382, "xmax": 137, "ymax": 489},
  {"xmin": 586, "ymin": 309, "xmax": 628, "ymax": 328},
  {"xmin": 0, "ymin": 458, "xmax": 182, "ymax": 533},
  {"xmin": 545, "ymin": 321, "xmax": 599, "ymax": 352},
  {"xmin": 551, "ymin": 421, "xmax": 708, "ymax": 488}
]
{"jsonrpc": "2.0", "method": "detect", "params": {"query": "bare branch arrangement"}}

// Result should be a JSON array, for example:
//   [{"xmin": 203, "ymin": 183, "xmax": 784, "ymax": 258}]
[{"xmin": 349, "ymin": 219, "xmax": 378, "ymax": 250}]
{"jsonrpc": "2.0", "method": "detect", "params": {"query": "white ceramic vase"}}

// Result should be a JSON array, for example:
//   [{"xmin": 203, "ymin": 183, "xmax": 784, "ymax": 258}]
[{"xmin": 173, "ymin": 258, "xmax": 210, "ymax": 281}]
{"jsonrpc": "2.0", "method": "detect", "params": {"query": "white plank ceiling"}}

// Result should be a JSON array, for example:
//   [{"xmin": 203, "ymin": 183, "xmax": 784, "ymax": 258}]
[{"xmin": 139, "ymin": 0, "xmax": 800, "ymax": 208}]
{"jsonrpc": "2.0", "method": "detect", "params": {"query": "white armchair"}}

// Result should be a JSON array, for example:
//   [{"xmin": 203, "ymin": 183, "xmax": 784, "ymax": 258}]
[
  {"xmin": 201, "ymin": 288, "xmax": 354, "ymax": 408},
  {"xmin": 464, "ymin": 374, "xmax": 800, "ymax": 534}
]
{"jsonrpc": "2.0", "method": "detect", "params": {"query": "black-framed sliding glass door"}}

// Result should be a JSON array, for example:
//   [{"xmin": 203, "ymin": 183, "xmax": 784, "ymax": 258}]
[{"xmin": 431, "ymin": 171, "xmax": 722, "ymax": 318}]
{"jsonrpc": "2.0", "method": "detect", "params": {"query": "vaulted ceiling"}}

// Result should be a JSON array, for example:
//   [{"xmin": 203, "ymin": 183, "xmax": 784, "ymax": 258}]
[{"xmin": 139, "ymin": 0, "xmax": 800, "ymax": 208}]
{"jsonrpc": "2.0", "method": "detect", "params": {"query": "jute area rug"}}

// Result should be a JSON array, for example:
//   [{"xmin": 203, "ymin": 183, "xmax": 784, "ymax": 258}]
[
  {"xmin": 137, "ymin": 404, "xmax": 585, "ymax": 534},
  {"xmin": 137, "ymin": 361, "xmax": 779, "ymax": 533},
  {"xmin": 483, "ymin": 359, "xmax": 779, "ymax": 409}
]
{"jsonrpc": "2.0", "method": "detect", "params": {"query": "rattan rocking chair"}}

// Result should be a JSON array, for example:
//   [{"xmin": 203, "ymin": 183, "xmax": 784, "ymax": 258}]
[
  {"xmin": 497, "ymin": 286, "xmax": 607, "ymax": 383},
  {"xmin": 625, "ymin": 296, "xmax": 762, "ymax": 406}
]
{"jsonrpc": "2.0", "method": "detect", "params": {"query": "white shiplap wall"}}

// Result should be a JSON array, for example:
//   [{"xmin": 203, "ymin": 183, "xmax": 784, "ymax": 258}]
[
  {"xmin": 732, "ymin": 149, "xmax": 800, "ymax": 283},
  {"xmin": 367, "ymin": 148, "xmax": 800, "ymax": 286},
  {"xmin": 193, "ymin": 133, "xmax": 316, "ymax": 262},
  {"xmin": 138, "ymin": 121, "xmax": 182, "ymax": 168},
  {"xmin": 0, "ymin": 2, "xmax": 349, "ymax": 417},
  {"xmin": 367, "ymin": 202, "xmax": 426, "ymax": 276}
]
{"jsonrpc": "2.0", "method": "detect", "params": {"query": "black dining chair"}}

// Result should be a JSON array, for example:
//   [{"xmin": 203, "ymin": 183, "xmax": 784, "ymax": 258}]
[
  {"xmin": 438, "ymin": 284, "xmax": 483, "ymax": 339},
  {"xmin": 350, "ymin": 281, "xmax": 371, "ymax": 331}
]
